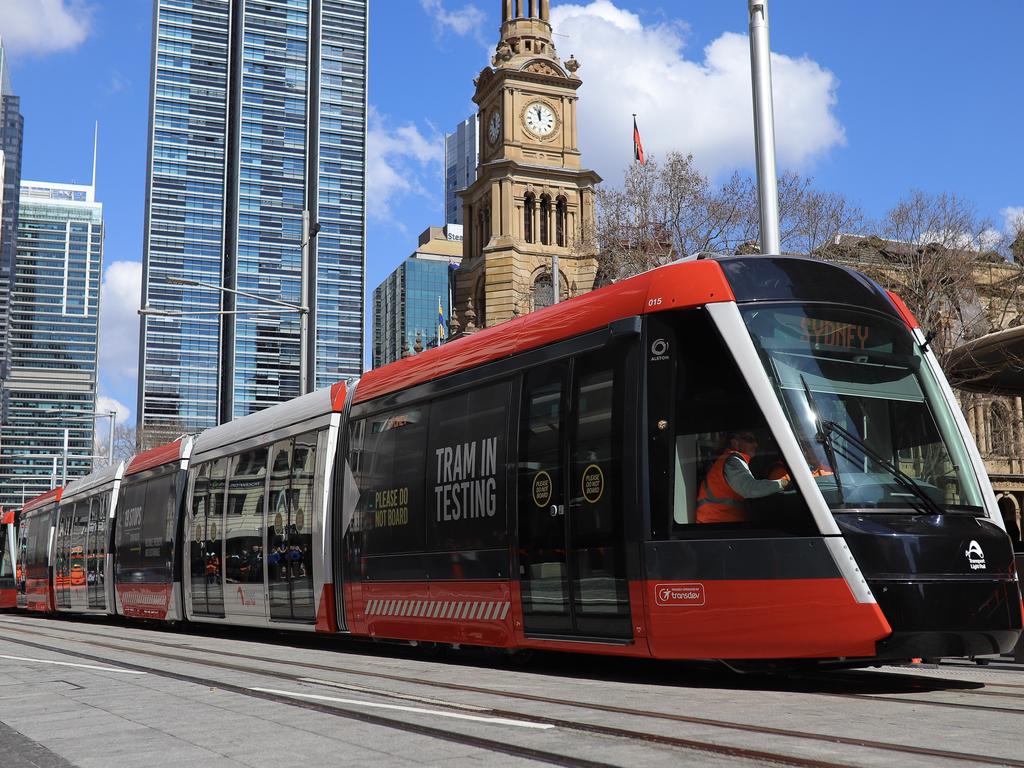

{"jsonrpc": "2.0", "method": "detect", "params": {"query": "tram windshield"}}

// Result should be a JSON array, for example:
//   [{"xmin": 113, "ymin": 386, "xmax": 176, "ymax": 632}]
[{"xmin": 742, "ymin": 303, "xmax": 984, "ymax": 513}]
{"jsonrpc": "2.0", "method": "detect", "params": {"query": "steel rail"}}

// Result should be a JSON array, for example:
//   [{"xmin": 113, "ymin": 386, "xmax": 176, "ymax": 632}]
[{"xmin": 2, "ymin": 619, "xmax": 1022, "ymax": 767}]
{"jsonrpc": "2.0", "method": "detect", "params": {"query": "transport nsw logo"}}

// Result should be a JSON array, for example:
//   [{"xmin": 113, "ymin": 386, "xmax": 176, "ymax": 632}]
[{"xmin": 655, "ymin": 582, "xmax": 705, "ymax": 606}]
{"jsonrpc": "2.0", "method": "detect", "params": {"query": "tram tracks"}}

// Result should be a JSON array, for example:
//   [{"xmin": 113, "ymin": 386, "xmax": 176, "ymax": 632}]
[{"xmin": 1, "ymin": 617, "xmax": 1022, "ymax": 767}]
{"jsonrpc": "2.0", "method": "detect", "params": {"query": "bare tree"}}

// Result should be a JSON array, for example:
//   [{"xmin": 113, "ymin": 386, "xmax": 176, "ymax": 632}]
[
  {"xmin": 594, "ymin": 154, "xmax": 862, "ymax": 283},
  {"xmin": 112, "ymin": 424, "xmax": 137, "ymax": 463}
]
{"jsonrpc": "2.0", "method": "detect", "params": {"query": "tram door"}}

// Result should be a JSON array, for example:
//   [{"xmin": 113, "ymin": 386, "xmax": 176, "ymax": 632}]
[{"xmin": 517, "ymin": 353, "xmax": 632, "ymax": 640}]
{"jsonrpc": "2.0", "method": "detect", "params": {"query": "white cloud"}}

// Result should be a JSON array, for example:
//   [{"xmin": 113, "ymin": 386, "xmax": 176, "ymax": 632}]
[
  {"xmin": 1001, "ymin": 206, "xmax": 1024, "ymax": 234},
  {"xmin": 0, "ymin": 0, "xmax": 93, "ymax": 57},
  {"xmin": 366, "ymin": 106, "xmax": 444, "ymax": 222},
  {"xmin": 93, "ymin": 395, "xmax": 130, "ymax": 454},
  {"xmin": 550, "ymin": 1, "xmax": 845, "ymax": 181},
  {"xmin": 420, "ymin": 0, "xmax": 487, "ymax": 38},
  {"xmin": 98, "ymin": 260, "xmax": 141, "ymax": 385}
]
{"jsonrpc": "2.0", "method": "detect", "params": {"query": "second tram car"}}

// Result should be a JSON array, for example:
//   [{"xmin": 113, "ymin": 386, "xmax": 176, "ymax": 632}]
[{"xmin": 8, "ymin": 256, "xmax": 1022, "ymax": 664}]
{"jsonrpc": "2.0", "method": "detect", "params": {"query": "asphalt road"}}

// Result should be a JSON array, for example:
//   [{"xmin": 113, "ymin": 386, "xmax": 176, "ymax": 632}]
[{"xmin": 0, "ymin": 613, "xmax": 1021, "ymax": 767}]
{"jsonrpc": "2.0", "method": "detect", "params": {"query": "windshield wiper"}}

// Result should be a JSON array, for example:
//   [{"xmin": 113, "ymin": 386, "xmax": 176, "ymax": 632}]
[
  {"xmin": 799, "ymin": 374, "xmax": 844, "ymax": 506},
  {"xmin": 821, "ymin": 419, "xmax": 945, "ymax": 517}
]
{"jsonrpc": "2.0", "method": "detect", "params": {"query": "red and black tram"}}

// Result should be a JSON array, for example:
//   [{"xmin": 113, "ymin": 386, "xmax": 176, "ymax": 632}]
[{"xmin": 7, "ymin": 256, "xmax": 1022, "ymax": 664}]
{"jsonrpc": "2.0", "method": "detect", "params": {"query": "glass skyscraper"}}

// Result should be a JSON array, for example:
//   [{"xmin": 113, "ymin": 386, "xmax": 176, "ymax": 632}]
[
  {"xmin": 372, "ymin": 226, "xmax": 462, "ymax": 368},
  {"xmin": 138, "ymin": 0, "xmax": 368, "ymax": 447},
  {"xmin": 0, "ymin": 37, "xmax": 25, "ymax": 383},
  {"xmin": 0, "ymin": 181, "xmax": 103, "ymax": 509},
  {"xmin": 444, "ymin": 115, "xmax": 478, "ymax": 226}
]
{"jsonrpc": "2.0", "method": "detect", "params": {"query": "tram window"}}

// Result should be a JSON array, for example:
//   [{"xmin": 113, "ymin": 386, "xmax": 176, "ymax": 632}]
[
  {"xmin": 647, "ymin": 310, "xmax": 815, "ymax": 539},
  {"xmin": 116, "ymin": 480, "xmax": 147, "ymax": 578},
  {"xmin": 142, "ymin": 472, "xmax": 178, "ymax": 580},
  {"xmin": 225, "ymin": 447, "xmax": 267, "ymax": 585},
  {"xmin": 289, "ymin": 431, "xmax": 317, "ymax": 618},
  {"xmin": 1, "ymin": 539, "xmax": 11, "ymax": 578},
  {"xmin": 426, "ymin": 382, "xmax": 510, "ymax": 552},
  {"xmin": 351, "ymin": 406, "xmax": 428, "ymax": 555}
]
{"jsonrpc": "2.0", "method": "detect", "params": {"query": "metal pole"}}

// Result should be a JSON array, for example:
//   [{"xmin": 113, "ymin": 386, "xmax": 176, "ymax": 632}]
[
  {"xmin": 300, "ymin": 209, "xmax": 310, "ymax": 394},
  {"xmin": 107, "ymin": 411, "xmax": 116, "ymax": 467},
  {"xmin": 551, "ymin": 252, "xmax": 559, "ymax": 305},
  {"xmin": 61, "ymin": 429, "xmax": 69, "ymax": 486},
  {"xmin": 748, "ymin": 0, "xmax": 781, "ymax": 255},
  {"xmin": 50, "ymin": 457, "xmax": 57, "ymax": 490}
]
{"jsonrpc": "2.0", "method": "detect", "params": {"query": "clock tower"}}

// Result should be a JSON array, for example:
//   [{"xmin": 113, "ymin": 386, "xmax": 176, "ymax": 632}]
[{"xmin": 452, "ymin": 0, "xmax": 601, "ymax": 332}]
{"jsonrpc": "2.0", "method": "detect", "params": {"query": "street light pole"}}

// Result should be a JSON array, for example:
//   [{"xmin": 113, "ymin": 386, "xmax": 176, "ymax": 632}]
[
  {"xmin": 300, "ymin": 210, "xmax": 321, "ymax": 395},
  {"xmin": 748, "ymin": 0, "xmax": 781, "ymax": 255},
  {"xmin": 61, "ymin": 428, "xmax": 69, "ymax": 486}
]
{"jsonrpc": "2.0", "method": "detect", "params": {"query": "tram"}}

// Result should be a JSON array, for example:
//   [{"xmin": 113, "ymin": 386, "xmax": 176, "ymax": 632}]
[{"xmin": 8, "ymin": 256, "xmax": 1022, "ymax": 663}]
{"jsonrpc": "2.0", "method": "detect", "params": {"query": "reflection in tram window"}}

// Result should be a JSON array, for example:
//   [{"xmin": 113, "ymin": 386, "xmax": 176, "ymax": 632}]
[
  {"xmin": 189, "ymin": 459, "xmax": 226, "ymax": 617},
  {"xmin": 225, "ymin": 447, "xmax": 267, "ymax": 585},
  {"xmin": 268, "ymin": 431, "xmax": 319, "ymax": 623}
]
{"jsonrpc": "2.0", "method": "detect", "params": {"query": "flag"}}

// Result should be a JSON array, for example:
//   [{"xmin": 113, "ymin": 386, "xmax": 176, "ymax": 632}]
[
  {"xmin": 437, "ymin": 297, "xmax": 447, "ymax": 342},
  {"xmin": 633, "ymin": 115, "xmax": 646, "ymax": 165}
]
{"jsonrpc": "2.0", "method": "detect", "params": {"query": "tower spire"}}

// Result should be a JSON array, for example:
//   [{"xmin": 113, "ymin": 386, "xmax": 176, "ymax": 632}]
[{"xmin": 494, "ymin": 0, "xmax": 557, "ymax": 69}]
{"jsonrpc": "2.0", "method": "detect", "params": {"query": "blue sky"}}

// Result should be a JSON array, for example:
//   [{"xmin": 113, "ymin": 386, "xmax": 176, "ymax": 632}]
[{"xmin": 1, "ymin": 0, "xmax": 1021, "ymax": 427}]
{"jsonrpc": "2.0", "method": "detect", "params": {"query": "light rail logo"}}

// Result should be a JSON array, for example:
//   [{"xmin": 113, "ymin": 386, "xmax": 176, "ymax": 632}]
[{"xmin": 965, "ymin": 540, "xmax": 986, "ymax": 570}]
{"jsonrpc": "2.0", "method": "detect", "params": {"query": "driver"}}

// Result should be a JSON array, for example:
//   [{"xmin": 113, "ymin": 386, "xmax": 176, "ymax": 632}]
[{"xmin": 696, "ymin": 431, "xmax": 790, "ymax": 523}]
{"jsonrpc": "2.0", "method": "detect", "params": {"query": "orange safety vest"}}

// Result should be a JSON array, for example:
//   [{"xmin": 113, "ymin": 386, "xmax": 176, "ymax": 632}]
[{"xmin": 696, "ymin": 450, "xmax": 749, "ymax": 523}]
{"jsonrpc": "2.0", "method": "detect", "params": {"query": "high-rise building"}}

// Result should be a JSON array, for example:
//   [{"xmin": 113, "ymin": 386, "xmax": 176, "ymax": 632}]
[
  {"xmin": 444, "ymin": 115, "xmax": 478, "ymax": 226},
  {"xmin": 0, "ymin": 37, "xmax": 25, "ymax": 381},
  {"xmin": 372, "ymin": 225, "xmax": 462, "ymax": 368},
  {"xmin": 0, "ymin": 180, "xmax": 103, "ymax": 509},
  {"xmin": 138, "ymin": 0, "xmax": 368, "ymax": 446}
]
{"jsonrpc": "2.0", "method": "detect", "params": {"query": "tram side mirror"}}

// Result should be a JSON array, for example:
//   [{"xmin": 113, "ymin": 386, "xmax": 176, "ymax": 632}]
[{"xmin": 607, "ymin": 316, "xmax": 642, "ymax": 342}]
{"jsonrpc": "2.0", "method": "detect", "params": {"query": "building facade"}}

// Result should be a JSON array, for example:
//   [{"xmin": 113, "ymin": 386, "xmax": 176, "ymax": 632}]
[
  {"xmin": 137, "ymin": 0, "xmax": 368, "ymax": 447},
  {"xmin": 0, "ymin": 181, "xmax": 103, "ymax": 509},
  {"xmin": 444, "ymin": 115, "xmax": 478, "ymax": 226},
  {"xmin": 372, "ymin": 225, "xmax": 462, "ymax": 368},
  {"xmin": 452, "ymin": 0, "xmax": 600, "ymax": 332},
  {"xmin": 0, "ymin": 37, "xmax": 25, "ymax": 383}
]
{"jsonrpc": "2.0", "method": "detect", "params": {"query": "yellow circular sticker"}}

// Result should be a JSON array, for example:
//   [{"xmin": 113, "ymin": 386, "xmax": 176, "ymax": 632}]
[
  {"xmin": 581, "ymin": 464, "xmax": 604, "ymax": 504},
  {"xmin": 532, "ymin": 470, "xmax": 553, "ymax": 508},
  {"xmin": 295, "ymin": 509, "xmax": 305, "ymax": 532}
]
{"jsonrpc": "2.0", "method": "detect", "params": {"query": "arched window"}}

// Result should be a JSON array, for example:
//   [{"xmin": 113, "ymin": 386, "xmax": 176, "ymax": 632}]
[
  {"xmin": 532, "ymin": 272, "xmax": 553, "ymax": 311},
  {"xmin": 556, "ymin": 196, "xmax": 567, "ymax": 247},
  {"xmin": 524, "ymin": 194, "xmax": 535, "ymax": 243},
  {"xmin": 482, "ymin": 207, "xmax": 491, "ymax": 244},
  {"xmin": 990, "ymin": 400, "xmax": 1013, "ymax": 456},
  {"xmin": 540, "ymin": 195, "xmax": 551, "ymax": 245}
]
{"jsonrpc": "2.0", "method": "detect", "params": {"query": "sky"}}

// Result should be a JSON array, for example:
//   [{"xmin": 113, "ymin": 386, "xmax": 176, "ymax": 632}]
[{"xmin": 0, "ymin": 0, "xmax": 1021, "ymax": 430}]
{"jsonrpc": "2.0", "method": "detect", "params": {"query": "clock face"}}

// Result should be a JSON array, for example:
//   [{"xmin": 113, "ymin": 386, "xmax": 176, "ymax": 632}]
[
  {"xmin": 523, "ymin": 101, "xmax": 556, "ymax": 137},
  {"xmin": 487, "ymin": 110, "xmax": 501, "ymax": 144}
]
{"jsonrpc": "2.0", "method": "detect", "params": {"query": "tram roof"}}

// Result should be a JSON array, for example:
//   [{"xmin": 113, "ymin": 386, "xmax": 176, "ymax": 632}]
[
  {"xmin": 61, "ymin": 461, "xmax": 125, "ymax": 503},
  {"xmin": 191, "ymin": 382, "xmax": 348, "ymax": 460},
  {"xmin": 21, "ymin": 487, "xmax": 62, "ymax": 514},
  {"xmin": 353, "ymin": 258, "xmax": 734, "ymax": 405},
  {"xmin": 126, "ymin": 436, "xmax": 193, "ymax": 476}
]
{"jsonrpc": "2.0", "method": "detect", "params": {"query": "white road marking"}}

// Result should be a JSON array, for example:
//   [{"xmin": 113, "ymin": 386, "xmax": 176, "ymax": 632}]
[
  {"xmin": 297, "ymin": 677, "xmax": 490, "ymax": 711},
  {"xmin": 0, "ymin": 654, "xmax": 146, "ymax": 675},
  {"xmin": 251, "ymin": 687, "xmax": 554, "ymax": 729}
]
